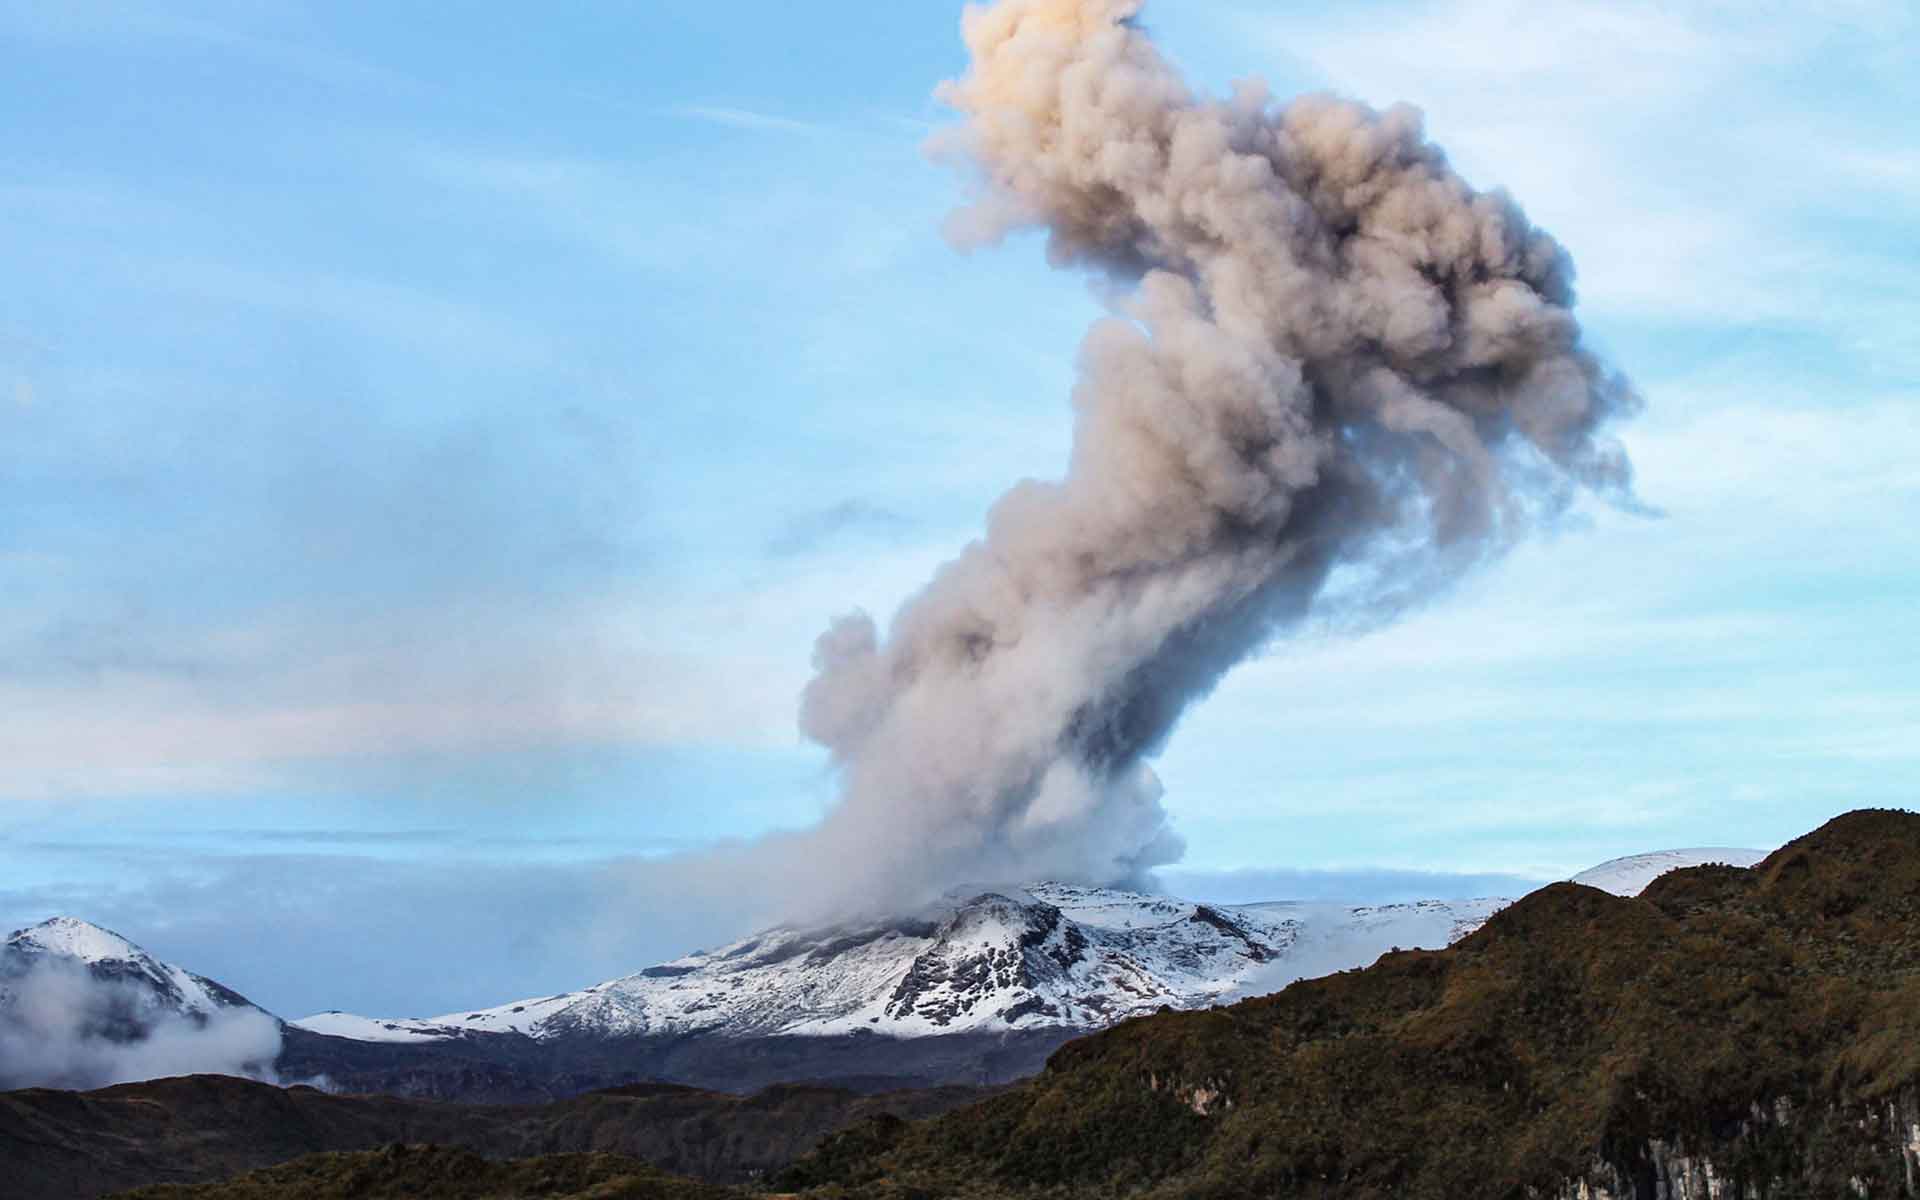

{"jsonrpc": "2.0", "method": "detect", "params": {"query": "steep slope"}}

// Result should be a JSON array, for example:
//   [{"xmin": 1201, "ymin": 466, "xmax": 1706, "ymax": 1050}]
[
  {"xmin": 1, "ymin": 918, "xmax": 282, "ymax": 1091},
  {"xmin": 782, "ymin": 810, "xmax": 1920, "ymax": 1199},
  {"xmin": 2, "ymin": 918, "xmax": 266, "ymax": 1024}
]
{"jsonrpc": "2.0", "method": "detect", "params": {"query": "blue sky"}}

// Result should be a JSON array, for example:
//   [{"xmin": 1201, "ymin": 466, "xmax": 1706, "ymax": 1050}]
[{"xmin": 2, "ymin": 0, "xmax": 1915, "ymax": 1018}]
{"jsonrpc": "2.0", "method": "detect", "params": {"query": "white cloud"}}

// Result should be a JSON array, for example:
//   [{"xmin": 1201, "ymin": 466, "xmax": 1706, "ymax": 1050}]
[
  {"xmin": 0, "ymin": 528, "xmax": 980, "ymax": 802},
  {"xmin": 0, "ymin": 956, "xmax": 281, "ymax": 1090},
  {"xmin": 128, "ymin": 254, "xmax": 554, "ymax": 366},
  {"xmin": 1223, "ymin": 0, "xmax": 1920, "ymax": 344},
  {"xmin": 0, "ymin": 0, "xmax": 412, "ymax": 95}
]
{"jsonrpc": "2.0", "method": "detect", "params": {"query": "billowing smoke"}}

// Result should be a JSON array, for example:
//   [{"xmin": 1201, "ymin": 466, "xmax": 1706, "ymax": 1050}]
[
  {"xmin": 0, "ymin": 958, "xmax": 282, "ymax": 1090},
  {"xmin": 784, "ymin": 0, "xmax": 1636, "ymax": 921}
]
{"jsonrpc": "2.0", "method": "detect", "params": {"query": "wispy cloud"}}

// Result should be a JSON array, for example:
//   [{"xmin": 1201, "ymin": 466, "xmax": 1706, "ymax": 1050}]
[
  {"xmin": 0, "ymin": 849, "xmax": 771, "ymax": 1018},
  {"xmin": 0, "ymin": 1, "xmax": 415, "ymax": 95},
  {"xmin": 1159, "ymin": 864, "xmax": 1546, "ymax": 905},
  {"xmin": 0, "ymin": 957, "xmax": 282, "ymax": 1090},
  {"xmin": 766, "ymin": 498, "xmax": 913, "ymax": 557},
  {"xmin": 666, "ymin": 104, "xmax": 825, "ymax": 137},
  {"xmin": 0, "ymin": 628, "xmax": 806, "ymax": 800}
]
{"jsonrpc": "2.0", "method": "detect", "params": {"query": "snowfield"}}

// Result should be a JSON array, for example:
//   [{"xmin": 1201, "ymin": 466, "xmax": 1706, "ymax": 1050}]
[
  {"xmin": 293, "ymin": 884, "xmax": 1511, "ymax": 1045},
  {"xmin": 1571, "ymin": 849, "xmax": 1768, "ymax": 897},
  {"xmin": 4, "ymin": 916, "xmax": 255, "ymax": 1021}
]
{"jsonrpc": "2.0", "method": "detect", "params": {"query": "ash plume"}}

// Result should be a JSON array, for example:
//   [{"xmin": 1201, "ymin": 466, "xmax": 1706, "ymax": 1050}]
[{"xmin": 788, "ymin": 0, "xmax": 1637, "ymax": 920}]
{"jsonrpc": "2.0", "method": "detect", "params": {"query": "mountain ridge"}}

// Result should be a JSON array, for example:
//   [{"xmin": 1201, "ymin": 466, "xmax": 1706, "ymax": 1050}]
[
  {"xmin": 4, "ymin": 846, "xmax": 1757, "ymax": 1101},
  {"xmin": 285, "ymin": 884, "xmax": 1509, "ymax": 1046},
  {"xmin": 3, "ymin": 917, "xmax": 268, "ymax": 1025},
  {"xmin": 776, "ymin": 809, "xmax": 1920, "ymax": 1198}
]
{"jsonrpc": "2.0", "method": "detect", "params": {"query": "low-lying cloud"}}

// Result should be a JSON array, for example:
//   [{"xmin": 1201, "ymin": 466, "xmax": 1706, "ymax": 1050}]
[{"xmin": 0, "ymin": 957, "xmax": 281, "ymax": 1091}]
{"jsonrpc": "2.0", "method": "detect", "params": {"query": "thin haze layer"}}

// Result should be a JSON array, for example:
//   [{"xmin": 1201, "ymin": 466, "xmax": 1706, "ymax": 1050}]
[{"xmin": 793, "ymin": 0, "xmax": 1636, "ymax": 920}]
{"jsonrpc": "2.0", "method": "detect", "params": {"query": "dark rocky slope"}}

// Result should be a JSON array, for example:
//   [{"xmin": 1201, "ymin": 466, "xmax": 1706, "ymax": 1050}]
[
  {"xmin": 109, "ymin": 1144, "xmax": 743, "ymax": 1199},
  {"xmin": 276, "ymin": 1024, "xmax": 1071, "ymax": 1103},
  {"xmin": 0, "ymin": 1073, "xmax": 979, "ymax": 1199},
  {"xmin": 782, "ymin": 809, "xmax": 1920, "ymax": 1199}
]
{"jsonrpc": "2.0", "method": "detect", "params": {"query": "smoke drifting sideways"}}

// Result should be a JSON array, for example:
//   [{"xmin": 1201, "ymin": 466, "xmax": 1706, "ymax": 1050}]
[
  {"xmin": 769, "ymin": 0, "xmax": 1639, "ymax": 926},
  {"xmin": 0, "ymin": 958, "xmax": 282, "ymax": 1091}
]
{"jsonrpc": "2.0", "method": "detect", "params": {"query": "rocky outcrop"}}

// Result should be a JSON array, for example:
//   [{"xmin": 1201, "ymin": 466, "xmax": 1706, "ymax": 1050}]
[
  {"xmin": 1545, "ymin": 1087, "xmax": 1920, "ymax": 1200},
  {"xmin": 1145, "ymin": 1069, "xmax": 1234, "ymax": 1117}
]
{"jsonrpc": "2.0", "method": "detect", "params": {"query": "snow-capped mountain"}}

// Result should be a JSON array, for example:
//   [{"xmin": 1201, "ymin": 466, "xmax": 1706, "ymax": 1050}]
[
  {"xmin": 2, "ymin": 917, "xmax": 267, "ymax": 1025},
  {"xmin": 1570, "ymin": 848, "xmax": 1767, "ymax": 897},
  {"xmin": 5, "ymin": 845, "xmax": 1774, "ymax": 1099},
  {"xmin": 294, "ymin": 883, "xmax": 1509, "ymax": 1046},
  {"xmin": 12, "ymin": 845, "xmax": 1770, "ymax": 1065},
  {"xmin": 1, "ymin": 917, "xmax": 284, "ymax": 1093}
]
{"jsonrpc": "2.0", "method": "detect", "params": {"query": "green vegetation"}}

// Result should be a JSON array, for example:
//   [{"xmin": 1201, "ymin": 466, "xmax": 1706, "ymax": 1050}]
[
  {"xmin": 779, "ymin": 809, "xmax": 1920, "ymax": 1198},
  {"xmin": 111, "ymin": 1144, "xmax": 748, "ymax": 1200}
]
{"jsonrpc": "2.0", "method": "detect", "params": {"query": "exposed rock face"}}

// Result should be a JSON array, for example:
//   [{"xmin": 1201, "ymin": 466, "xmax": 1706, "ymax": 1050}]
[{"xmin": 1543, "ymin": 1088, "xmax": 1920, "ymax": 1199}]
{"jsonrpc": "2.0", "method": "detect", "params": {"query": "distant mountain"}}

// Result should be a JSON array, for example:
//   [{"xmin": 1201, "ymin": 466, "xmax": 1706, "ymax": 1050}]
[
  {"xmin": 274, "ymin": 885, "xmax": 1508, "ymax": 1099},
  {"xmin": 20, "ymin": 815, "xmax": 1920, "ymax": 1200},
  {"xmin": 293, "ymin": 884, "xmax": 1505, "ymax": 1048},
  {"xmin": 1570, "ymin": 847, "xmax": 1767, "ymax": 896},
  {"xmin": 0, "ymin": 917, "xmax": 283, "ymax": 1094},
  {"xmin": 5, "ymin": 845, "xmax": 1759, "ymax": 1101},
  {"xmin": 297, "ymin": 846, "xmax": 1782, "ymax": 1056},
  {"xmin": 2, "ymin": 917, "xmax": 268, "ymax": 1024}
]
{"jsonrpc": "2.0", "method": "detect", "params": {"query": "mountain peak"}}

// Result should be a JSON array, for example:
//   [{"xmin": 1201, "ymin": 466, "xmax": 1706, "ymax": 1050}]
[
  {"xmin": 8, "ymin": 916, "xmax": 146, "ymax": 965},
  {"xmin": 293, "ymin": 883, "xmax": 1513, "ymax": 1048},
  {"xmin": 3, "ymin": 916, "xmax": 268, "ymax": 1022}
]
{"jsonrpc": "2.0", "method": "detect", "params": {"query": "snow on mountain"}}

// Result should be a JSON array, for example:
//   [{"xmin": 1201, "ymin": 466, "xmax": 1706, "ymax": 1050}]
[
  {"xmin": 2, "ymin": 918, "xmax": 284, "ymax": 1092},
  {"xmin": 0, "ymin": 843, "xmax": 1763, "ymax": 1068},
  {"xmin": 294, "ymin": 884, "xmax": 1509, "ymax": 1046},
  {"xmin": 15, "ymin": 848, "xmax": 1766, "ymax": 1061},
  {"xmin": 3, "ymin": 917, "xmax": 263, "ymax": 1021},
  {"xmin": 1570, "ymin": 849, "xmax": 1768, "ymax": 897},
  {"xmin": 289, "ymin": 1011, "xmax": 459, "ymax": 1044},
  {"xmin": 12, "ymin": 916, "xmax": 146, "ymax": 965}
]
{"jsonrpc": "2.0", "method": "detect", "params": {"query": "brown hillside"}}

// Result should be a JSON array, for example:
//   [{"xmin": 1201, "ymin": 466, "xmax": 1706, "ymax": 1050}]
[
  {"xmin": 782, "ymin": 809, "xmax": 1920, "ymax": 1199},
  {"xmin": 0, "ymin": 1073, "xmax": 980, "ymax": 1199}
]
